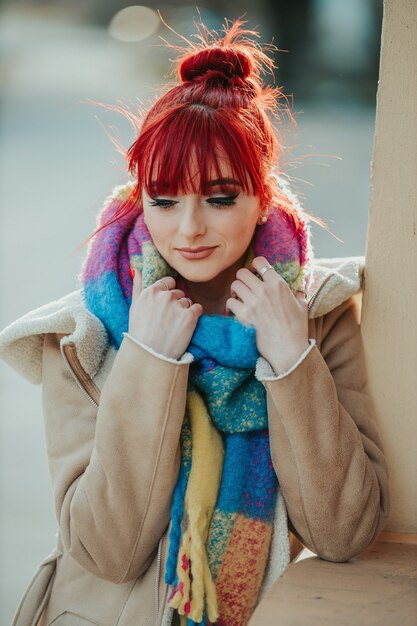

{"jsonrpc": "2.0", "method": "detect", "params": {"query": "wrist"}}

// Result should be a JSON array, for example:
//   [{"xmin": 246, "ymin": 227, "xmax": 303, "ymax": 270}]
[
  {"xmin": 122, "ymin": 332, "xmax": 191, "ymax": 364},
  {"xmin": 266, "ymin": 339, "xmax": 310, "ymax": 375},
  {"xmin": 126, "ymin": 327, "xmax": 179, "ymax": 361}
]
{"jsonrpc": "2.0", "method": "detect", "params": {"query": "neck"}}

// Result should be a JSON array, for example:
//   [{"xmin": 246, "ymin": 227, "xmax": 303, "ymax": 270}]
[{"xmin": 180, "ymin": 251, "xmax": 248, "ymax": 315}]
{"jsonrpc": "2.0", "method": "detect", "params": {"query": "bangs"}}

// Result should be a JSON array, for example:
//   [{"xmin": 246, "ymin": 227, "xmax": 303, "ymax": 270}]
[{"xmin": 131, "ymin": 104, "xmax": 266, "ymax": 199}]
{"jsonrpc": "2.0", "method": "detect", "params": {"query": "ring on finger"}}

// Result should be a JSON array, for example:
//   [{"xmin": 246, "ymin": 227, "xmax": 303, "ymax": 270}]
[
  {"xmin": 295, "ymin": 289, "xmax": 307, "ymax": 298},
  {"xmin": 158, "ymin": 279, "xmax": 170, "ymax": 291},
  {"xmin": 181, "ymin": 297, "xmax": 193, "ymax": 308},
  {"xmin": 259, "ymin": 264, "xmax": 274, "ymax": 278}
]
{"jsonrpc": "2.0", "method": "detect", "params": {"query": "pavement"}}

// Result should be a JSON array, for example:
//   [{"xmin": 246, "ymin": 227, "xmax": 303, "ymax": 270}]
[{"xmin": 0, "ymin": 8, "xmax": 377, "ymax": 623}]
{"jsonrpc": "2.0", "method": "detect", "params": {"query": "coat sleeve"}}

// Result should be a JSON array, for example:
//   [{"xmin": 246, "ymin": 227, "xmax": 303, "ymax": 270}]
[
  {"xmin": 257, "ymin": 297, "xmax": 390, "ymax": 562},
  {"xmin": 41, "ymin": 332, "xmax": 190, "ymax": 583}
]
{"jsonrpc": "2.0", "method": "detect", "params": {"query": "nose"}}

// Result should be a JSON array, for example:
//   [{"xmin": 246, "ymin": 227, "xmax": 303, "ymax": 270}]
[{"xmin": 177, "ymin": 197, "xmax": 206, "ymax": 239}]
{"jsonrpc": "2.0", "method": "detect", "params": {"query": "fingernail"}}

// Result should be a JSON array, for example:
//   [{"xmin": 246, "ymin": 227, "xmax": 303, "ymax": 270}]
[{"xmin": 129, "ymin": 267, "xmax": 135, "ymax": 280}]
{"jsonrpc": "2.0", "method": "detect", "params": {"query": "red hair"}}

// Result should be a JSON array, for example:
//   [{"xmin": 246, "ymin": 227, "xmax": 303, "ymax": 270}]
[{"xmin": 88, "ymin": 18, "xmax": 324, "ymax": 239}]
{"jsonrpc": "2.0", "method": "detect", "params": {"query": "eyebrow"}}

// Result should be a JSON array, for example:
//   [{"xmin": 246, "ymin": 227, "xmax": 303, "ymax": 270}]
[{"xmin": 150, "ymin": 178, "xmax": 242, "ymax": 189}]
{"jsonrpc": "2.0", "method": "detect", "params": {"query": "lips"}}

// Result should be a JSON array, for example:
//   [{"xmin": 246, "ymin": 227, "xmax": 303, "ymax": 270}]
[
  {"xmin": 176, "ymin": 247, "xmax": 216, "ymax": 252},
  {"xmin": 176, "ymin": 246, "xmax": 217, "ymax": 260}
]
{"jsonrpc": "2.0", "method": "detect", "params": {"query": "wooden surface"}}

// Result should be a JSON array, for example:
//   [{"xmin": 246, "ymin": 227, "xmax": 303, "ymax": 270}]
[
  {"xmin": 361, "ymin": 0, "xmax": 417, "ymax": 533},
  {"xmin": 379, "ymin": 532, "xmax": 417, "ymax": 545},
  {"xmin": 250, "ymin": 541, "xmax": 417, "ymax": 625}
]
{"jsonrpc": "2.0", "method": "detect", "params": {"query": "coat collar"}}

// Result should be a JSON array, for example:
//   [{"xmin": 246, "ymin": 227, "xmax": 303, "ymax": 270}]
[
  {"xmin": 0, "ymin": 255, "xmax": 364, "ymax": 384},
  {"xmin": 305, "ymin": 255, "xmax": 364, "ymax": 317}
]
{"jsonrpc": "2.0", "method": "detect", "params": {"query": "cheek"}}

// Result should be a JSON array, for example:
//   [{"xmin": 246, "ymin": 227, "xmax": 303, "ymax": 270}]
[
  {"xmin": 144, "ymin": 213, "xmax": 171, "ymax": 246},
  {"xmin": 223, "ymin": 213, "xmax": 258, "ymax": 247}
]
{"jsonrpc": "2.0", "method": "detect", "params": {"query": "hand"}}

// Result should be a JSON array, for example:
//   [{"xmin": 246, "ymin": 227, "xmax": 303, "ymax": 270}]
[
  {"xmin": 226, "ymin": 256, "xmax": 309, "ymax": 373},
  {"xmin": 128, "ymin": 270, "xmax": 203, "ymax": 360}
]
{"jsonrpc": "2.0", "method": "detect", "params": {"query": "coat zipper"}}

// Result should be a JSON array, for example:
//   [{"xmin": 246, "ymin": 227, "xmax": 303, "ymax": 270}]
[
  {"xmin": 155, "ymin": 534, "xmax": 164, "ymax": 623},
  {"xmin": 60, "ymin": 343, "xmax": 99, "ymax": 408},
  {"xmin": 307, "ymin": 273, "xmax": 335, "ymax": 313},
  {"xmin": 156, "ymin": 532, "xmax": 174, "ymax": 626},
  {"xmin": 166, "ymin": 609, "xmax": 174, "ymax": 626}
]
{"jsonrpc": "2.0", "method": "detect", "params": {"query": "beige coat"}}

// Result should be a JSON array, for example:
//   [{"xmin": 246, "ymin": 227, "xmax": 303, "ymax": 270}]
[{"xmin": 0, "ymin": 256, "xmax": 390, "ymax": 626}]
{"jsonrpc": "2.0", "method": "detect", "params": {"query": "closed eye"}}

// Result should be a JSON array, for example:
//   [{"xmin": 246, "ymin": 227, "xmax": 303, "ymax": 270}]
[
  {"xmin": 149, "ymin": 198, "xmax": 178, "ymax": 209},
  {"xmin": 207, "ymin": 194, "xmax": 239, "ymax": 208},
  {"xmin": 149, "ymin": 194, "xmax": 239, "ymax": 209}
]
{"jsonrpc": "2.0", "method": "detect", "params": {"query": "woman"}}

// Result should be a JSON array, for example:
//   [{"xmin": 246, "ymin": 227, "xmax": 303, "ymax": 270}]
[{"xmin": 0, "ymin": 19, "xmax": 389, "ymax": 626}]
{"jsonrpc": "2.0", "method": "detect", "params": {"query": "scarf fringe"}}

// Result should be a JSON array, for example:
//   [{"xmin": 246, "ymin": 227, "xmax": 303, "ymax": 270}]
[{"xmin": 168, "ymin": 390, "xmax": 224, "ymax": 623}]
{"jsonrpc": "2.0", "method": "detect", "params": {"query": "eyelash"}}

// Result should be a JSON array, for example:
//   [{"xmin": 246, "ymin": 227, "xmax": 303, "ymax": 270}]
[{"xmin": 149, "ymin": 194, "xmax": 239, "ymax": 210}]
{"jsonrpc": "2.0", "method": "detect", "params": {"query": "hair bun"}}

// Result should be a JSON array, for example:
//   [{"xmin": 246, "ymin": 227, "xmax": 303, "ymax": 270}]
[{"xmin": 179, "ymin": 47, "xmax": 254, "ymax": 84}]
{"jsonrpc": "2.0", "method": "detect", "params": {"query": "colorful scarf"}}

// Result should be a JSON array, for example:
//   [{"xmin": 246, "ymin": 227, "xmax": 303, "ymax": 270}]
[{"xmin": 81, "ymin": 181, "xmax": 310, "ymax": 625}]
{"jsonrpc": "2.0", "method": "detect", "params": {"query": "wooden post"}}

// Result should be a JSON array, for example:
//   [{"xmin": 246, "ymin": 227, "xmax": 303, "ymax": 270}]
[{"xmin": 361, "ymin": 0, "xmax": 417, "ymax": 535}]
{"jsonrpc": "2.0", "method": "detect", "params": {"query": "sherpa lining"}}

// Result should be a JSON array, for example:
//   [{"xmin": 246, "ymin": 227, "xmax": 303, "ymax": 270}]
[{"xmin": 0, "ymin": 256, "xmax": 364, "ymax": 385}]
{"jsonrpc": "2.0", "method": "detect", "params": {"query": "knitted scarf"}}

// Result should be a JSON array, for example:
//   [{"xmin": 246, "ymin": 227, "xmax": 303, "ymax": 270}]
[{"xmin": 81, "ymin": 181, "xmax": 310, "ymax": 626}]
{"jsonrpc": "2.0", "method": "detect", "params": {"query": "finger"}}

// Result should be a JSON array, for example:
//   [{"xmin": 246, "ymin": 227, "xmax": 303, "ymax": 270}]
[
  {"xmin": 177, "ymin": 297, "xmax": 203, "ymax": 316},
  {"xmin": 166, "ymin": 289, "xmax": 186, "ymax": 300},
  {"xmin": 178, "ymin": 297, "xmax": 194, "ymax": 308},
  {"xmin": 225, "ymin": 296, "xmax": 244, "ymax": 318},
  {"xmin": 251, "ymin": 256, "xmax": 279, "ymax": 283},
  {"xmin": 226, "ymin": 299, "xmax": 255, "ymax": 328},
  {"xmin": 153, "ymin": 276, "xmax": 176, "ymax": 291},
  {"xmin": 190, "ymin": 302, "xmax": 204, "ymax": 317},
  {"xmin": 235, "ymin": 266, "xmax": 266, "ymax": 293},
  {"xmin": 230, "ymin": 279, "xmax": 253, "ymax": 302},
  {"xmin": 294, "ymin": 289, "xmax": 308, "ymax": 300}
]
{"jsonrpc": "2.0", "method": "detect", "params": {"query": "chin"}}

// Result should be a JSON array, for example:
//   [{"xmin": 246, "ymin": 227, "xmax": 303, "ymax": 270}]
[{"xmin": 175, "ymin": 263, "xmax": 223, "ymax": 283}]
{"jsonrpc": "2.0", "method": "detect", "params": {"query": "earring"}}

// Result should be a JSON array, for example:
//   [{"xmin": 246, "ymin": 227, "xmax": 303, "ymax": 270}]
[{"xmin": 258, "ymin": 214, "xmax": 268, "ymax": 224}]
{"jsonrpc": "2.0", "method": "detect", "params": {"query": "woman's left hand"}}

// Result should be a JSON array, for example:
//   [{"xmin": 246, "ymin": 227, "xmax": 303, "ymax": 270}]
[{"xmin": 226, "ymin": 256, "xmax": 310, "ymax": 374}]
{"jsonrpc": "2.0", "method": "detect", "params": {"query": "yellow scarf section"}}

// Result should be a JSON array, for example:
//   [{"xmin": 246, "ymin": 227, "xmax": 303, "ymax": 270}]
[{"xmin": 168, "ymin": 390, "xmax": 224, "ymax": 623}]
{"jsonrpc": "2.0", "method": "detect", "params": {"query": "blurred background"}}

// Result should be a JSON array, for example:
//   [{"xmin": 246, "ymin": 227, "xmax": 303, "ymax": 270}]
[{"xmin": 0, "ymin": 0, "xmax": 383, "ymax": 622}]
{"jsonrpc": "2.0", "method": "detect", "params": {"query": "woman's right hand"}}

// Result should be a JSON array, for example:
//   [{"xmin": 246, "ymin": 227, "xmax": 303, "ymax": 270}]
[{"xmin": 127, "ymin": 269, "xmax": 203, "ymax": 360}]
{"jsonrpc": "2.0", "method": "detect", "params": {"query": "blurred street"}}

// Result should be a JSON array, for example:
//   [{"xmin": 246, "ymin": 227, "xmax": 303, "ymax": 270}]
[{"xmin": 0, "ymin": 5, "xmax": 379, "ymax": 623}]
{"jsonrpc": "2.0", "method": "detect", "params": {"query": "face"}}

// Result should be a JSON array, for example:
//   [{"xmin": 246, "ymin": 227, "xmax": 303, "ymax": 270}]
[{"xmin": 142, "ymin": 158, "xmax": 261, "ymax": 284}]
